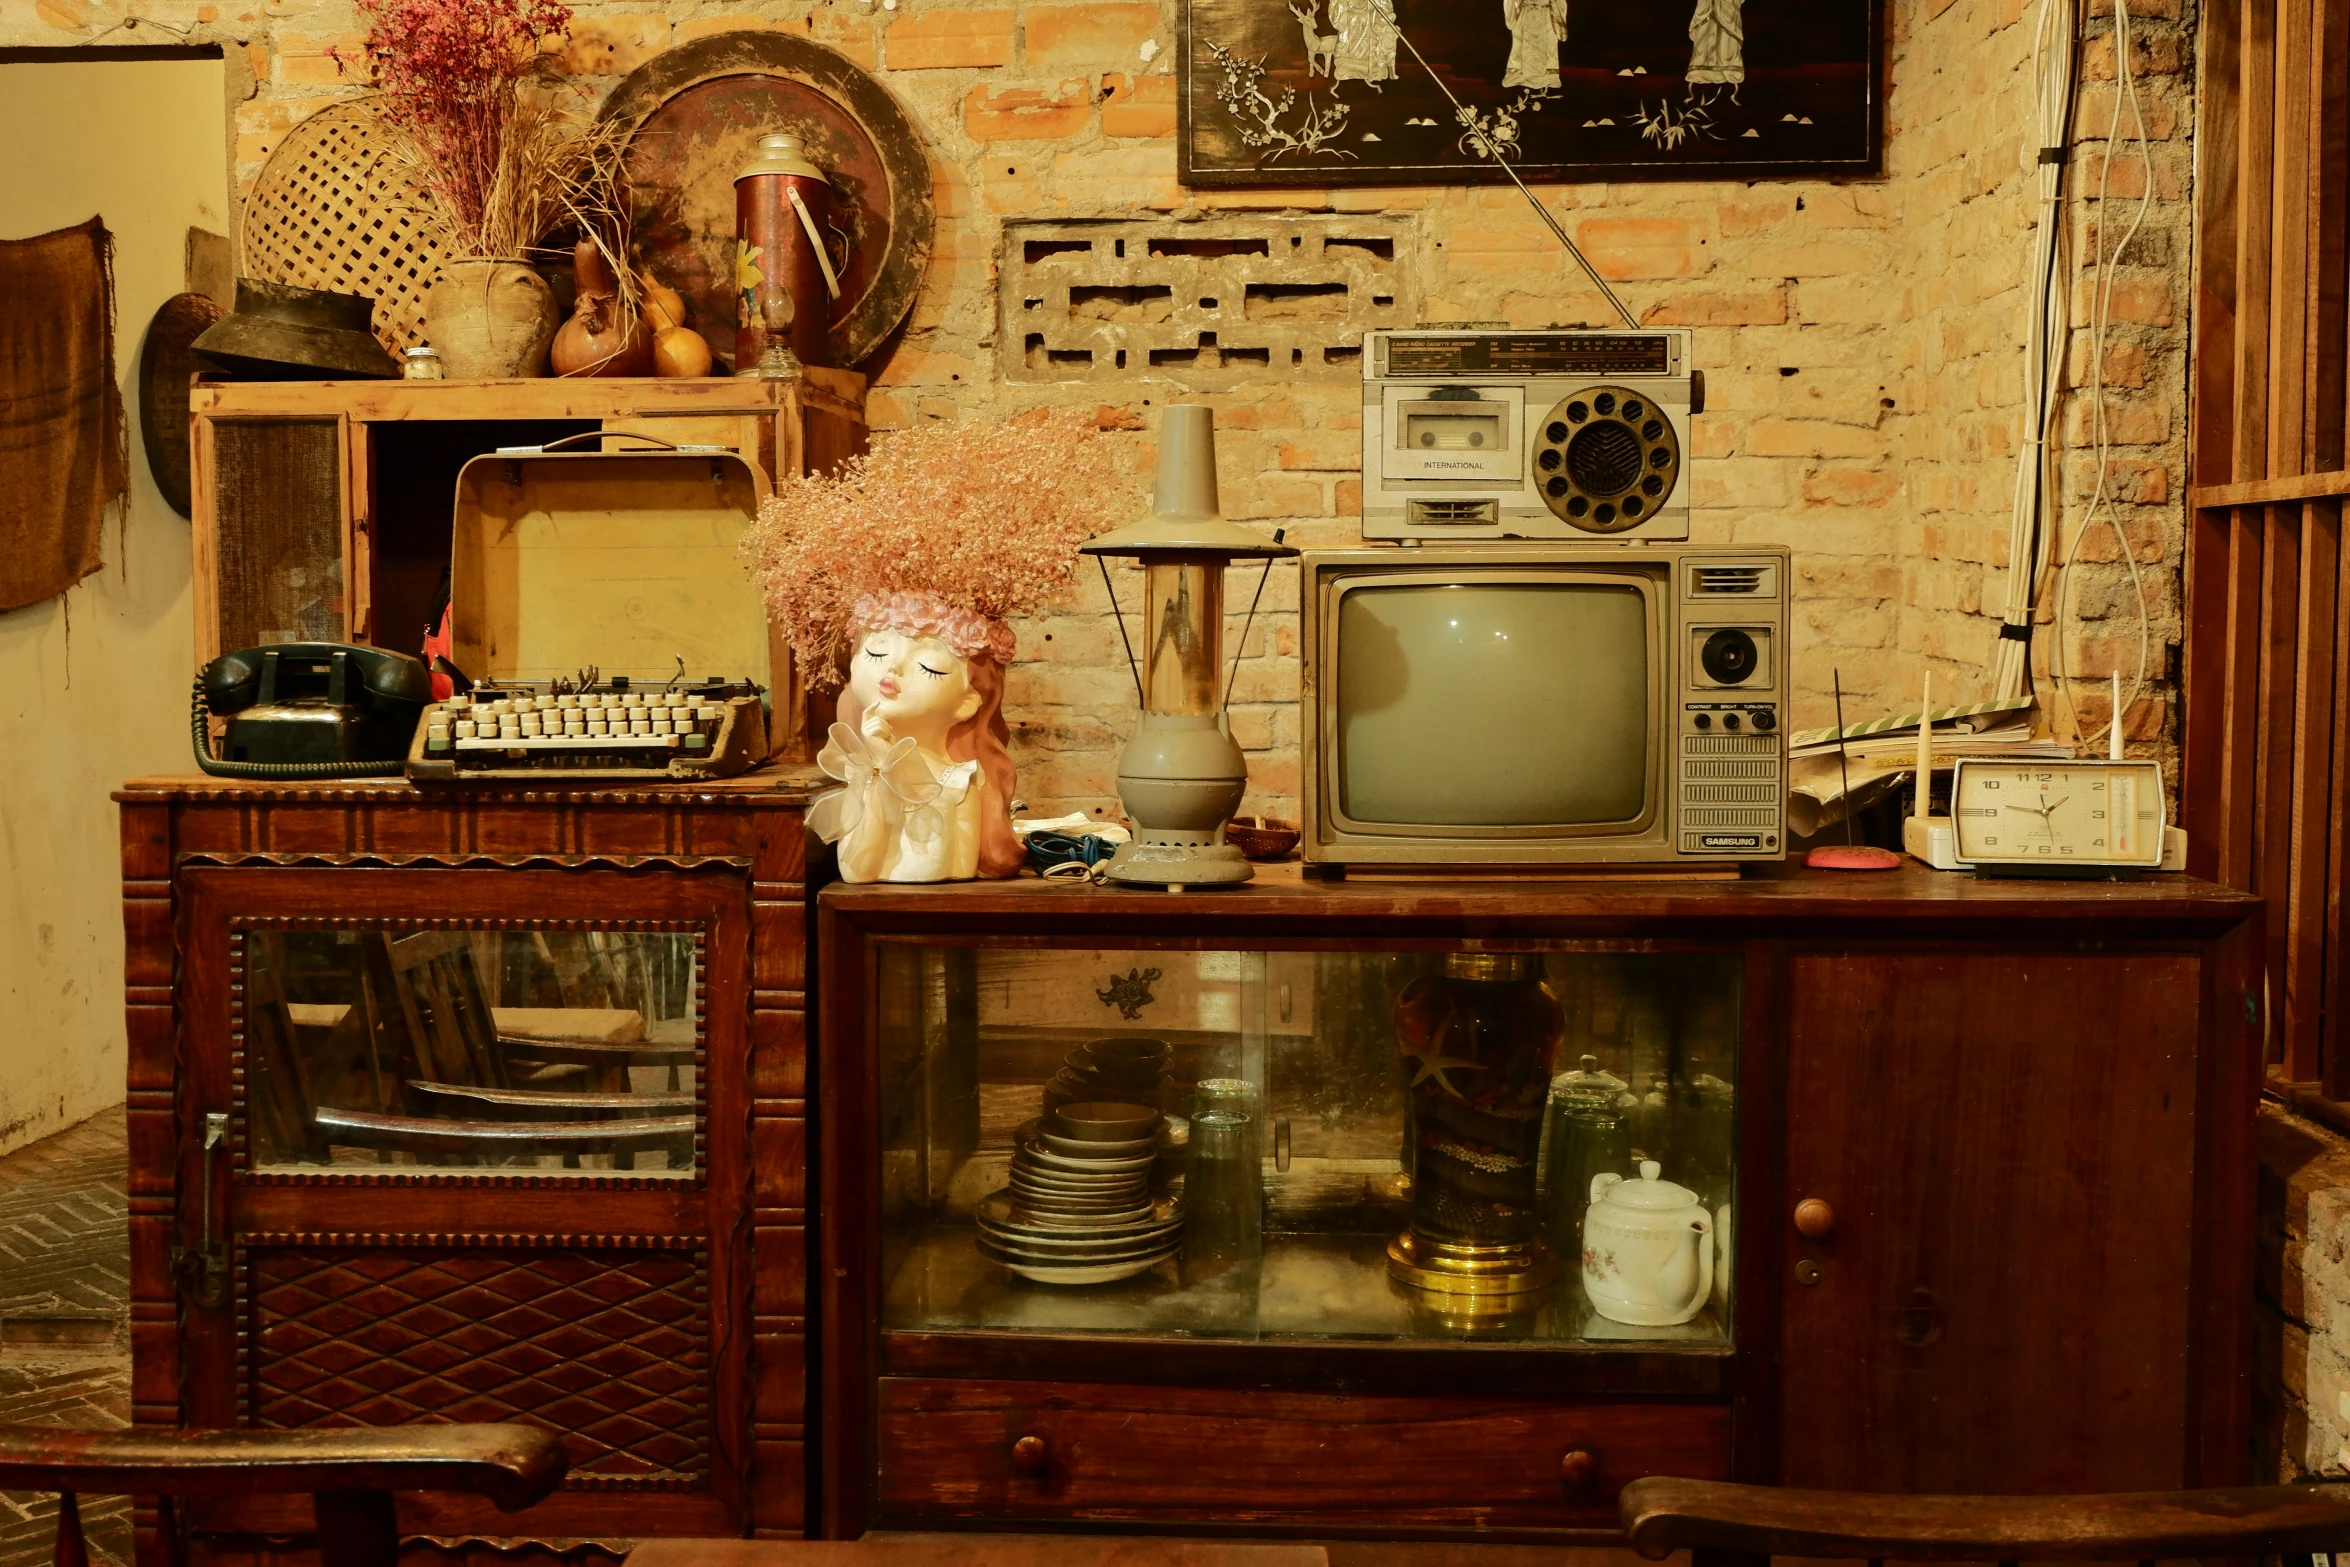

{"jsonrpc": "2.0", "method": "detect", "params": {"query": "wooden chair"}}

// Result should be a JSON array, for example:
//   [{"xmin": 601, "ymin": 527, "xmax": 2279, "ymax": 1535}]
[
  {"xmin": 0, "ymin": 1423, "xmax": 566, "ymax": 1567},
  {"xmin": 1619, "ymin": 1475, "xmax": 2350, "ymax": 1566}
]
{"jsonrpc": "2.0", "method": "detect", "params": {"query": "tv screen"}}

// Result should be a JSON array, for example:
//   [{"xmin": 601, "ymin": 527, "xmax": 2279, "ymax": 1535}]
[{"xmin": 1335, "ymin": 581, "xmax": 1650, "ymax": 828}]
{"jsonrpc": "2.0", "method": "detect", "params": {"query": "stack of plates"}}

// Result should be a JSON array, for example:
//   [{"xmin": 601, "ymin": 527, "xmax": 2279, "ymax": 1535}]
[
  {"xmin": 980, "ymin": 1101, "xmax": 1181, "ymax": 1284},
  {"xmin": 976, "ymin": 1190, "xmax": 1183, "ymax": 1284},
  {"xmin": 1042, "ymin": 1036, "xmax": 1173, "ymax": 1116}
]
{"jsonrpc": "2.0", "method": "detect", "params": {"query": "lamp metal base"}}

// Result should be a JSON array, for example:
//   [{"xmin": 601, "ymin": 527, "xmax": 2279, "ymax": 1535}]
[{"xmin": 1385, "ymin": 1230, "xmax": 1557, "ymax": 1309}]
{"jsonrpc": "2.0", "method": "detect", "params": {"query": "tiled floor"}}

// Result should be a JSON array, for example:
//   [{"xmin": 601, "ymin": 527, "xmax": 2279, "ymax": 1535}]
[{"xmin": 0, "ymin": 1109, "xmax": 132, "ymax": 1567}]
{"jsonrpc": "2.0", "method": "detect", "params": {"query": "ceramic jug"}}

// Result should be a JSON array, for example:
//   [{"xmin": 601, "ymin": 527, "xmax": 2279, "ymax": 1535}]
[{"xmin": 1582, "ymin": 1159, "xmax": 1715, "ymax": 1326}]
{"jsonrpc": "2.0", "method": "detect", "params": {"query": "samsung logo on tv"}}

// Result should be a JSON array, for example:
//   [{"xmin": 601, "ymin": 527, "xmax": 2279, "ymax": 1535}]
[{"xmin": 1700, "ymin": 834, "xmax": 1763, "ymax": 849}]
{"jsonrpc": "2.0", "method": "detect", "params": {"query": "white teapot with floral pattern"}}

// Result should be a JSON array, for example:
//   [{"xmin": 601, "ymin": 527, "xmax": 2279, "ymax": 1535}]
[{"xmin": 1582, "ymin": 1159, "xmax": 1715, "ymax": 1326}]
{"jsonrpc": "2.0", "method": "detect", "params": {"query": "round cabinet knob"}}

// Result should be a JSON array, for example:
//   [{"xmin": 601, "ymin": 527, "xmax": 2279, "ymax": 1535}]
[
  {"xmin": 1559, "ymin": 1448, "xmax": 1600, "ymax": 1493},
  {"xmin": 1011, "ymin": 1435, "xmax": 1050, "ymax": 1476},
  {"xmin": 1794, "ymin": 1197, "xmax": 1835, "ymax": 1239}
]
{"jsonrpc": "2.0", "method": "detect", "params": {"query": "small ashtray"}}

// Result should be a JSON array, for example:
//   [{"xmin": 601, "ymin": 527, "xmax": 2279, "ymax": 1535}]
[{"xmin": 1226, "ymin": 816, "xmax": 1300, "ymax": 861}]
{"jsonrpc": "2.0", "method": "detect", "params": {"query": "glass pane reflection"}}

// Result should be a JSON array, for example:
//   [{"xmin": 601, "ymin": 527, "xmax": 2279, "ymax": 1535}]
[
  {"xmin": 877, "ymin": 946, "xmax": 1737, "ymax": 1346},
  {"xmin": 244, "ymin": 928, "xmax": 698, "ymax": 1177}
]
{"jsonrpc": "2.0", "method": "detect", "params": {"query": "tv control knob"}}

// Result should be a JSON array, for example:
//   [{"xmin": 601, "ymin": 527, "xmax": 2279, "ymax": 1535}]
[
  {"xmin": 1753, "ymin": 709, "xmax": 1778, "ymax": 733},
  {"xmin": 1693, "ymin": 712, "xmax": 1712, "ymax": 730},
  {"xmin": 1723, "ymin": 713, "xmax": 1742, "ymax": 731}
]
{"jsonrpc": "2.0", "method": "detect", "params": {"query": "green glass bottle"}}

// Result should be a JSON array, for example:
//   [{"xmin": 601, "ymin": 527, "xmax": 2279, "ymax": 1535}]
[{"xmin": 1539, "ymin": 1054, "xmax": 1632, "ymax": 1261}]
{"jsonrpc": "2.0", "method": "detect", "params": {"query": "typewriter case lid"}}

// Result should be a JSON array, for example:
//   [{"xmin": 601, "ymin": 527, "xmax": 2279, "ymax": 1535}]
[{"xmin": 450, "ymin": 441, "xmax": 778, "ymax": 704}]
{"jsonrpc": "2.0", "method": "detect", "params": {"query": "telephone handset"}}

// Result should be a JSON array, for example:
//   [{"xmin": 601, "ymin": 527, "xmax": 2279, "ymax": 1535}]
[{"xmin": 193, "ymin": 642, "xmax": 432, "ymax": 778}]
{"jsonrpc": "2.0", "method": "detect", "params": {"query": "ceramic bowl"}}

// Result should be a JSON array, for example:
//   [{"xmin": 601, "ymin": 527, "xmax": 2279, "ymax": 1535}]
[
  {"xmin": 1009, "ymin": 1160, "xmax": 1140, "ymax": 1186},
  {"xmin": 1082, "ymin": 1036, "xmax": 1172, "ymax": 1078},
  {"xmin": 1050, "ymin": 1101, "xmax": 1162, "ymax": 1142},
  {"xmin": 1001, "ymin": 1205, "xmax": 1158, "ymax": 1232},
  {"xmin": 1038, "ymin": 1126, "xmax": 1158, "ymax": 1158},
  {"xmin": 983, "ymin": 1249, "xmax": 1175, "ymax": 1286},
  {"xmin": 1012, "ymin": 1187, "xmax": 1148, "ymax": 1209},
  {"xmin": 1062, "ymin": 1051, "xmax": 1172, "ymax": 1092},
  {"xmin": 1225, "ymin": 816, "xmax": 1300, "ymax": 861},
  {"xmin": 977, "ymin": 1223, "xmax": 1180, "ymax": 1256}
]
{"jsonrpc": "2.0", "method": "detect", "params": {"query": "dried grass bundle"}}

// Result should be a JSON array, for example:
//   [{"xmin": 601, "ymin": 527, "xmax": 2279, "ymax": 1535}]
[
  {"xmin": 345, "ymin": 0, "xmax": 629, "ymax": 265},
  {"xmin": 744, "ymin": 408, "xmax": 1140, "ymax": 688}
]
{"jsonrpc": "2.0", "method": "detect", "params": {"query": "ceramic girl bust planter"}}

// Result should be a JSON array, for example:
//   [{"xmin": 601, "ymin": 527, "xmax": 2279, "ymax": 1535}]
[
  {"xmin": 737, "ymin": 407, "xmax": 1140, "ymax": 884},
  {"xmin": 809, "ymin": 592, "xmax": 1022, "ymax": 884}
]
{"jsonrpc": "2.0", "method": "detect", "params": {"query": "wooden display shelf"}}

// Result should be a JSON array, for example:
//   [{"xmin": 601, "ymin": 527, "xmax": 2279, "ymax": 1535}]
[{"xmin": 187, "ymin": 372, "xmax": 868, "ymax": 762}]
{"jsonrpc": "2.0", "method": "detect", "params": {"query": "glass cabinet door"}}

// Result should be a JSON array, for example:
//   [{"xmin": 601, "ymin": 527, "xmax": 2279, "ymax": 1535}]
[
  {"xmin": 242, "ymin": 925, "xmax": 700, "ymax": 1177},
  {"xmin": 877, "ymin": 945, "xmax": 1738, "ymax": 1345}
]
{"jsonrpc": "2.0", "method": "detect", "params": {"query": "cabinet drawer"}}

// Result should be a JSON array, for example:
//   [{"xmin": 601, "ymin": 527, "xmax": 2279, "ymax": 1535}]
[{"xmin": 875, "ymin": 1377, "xmax": 1730, "ymax": 1532}]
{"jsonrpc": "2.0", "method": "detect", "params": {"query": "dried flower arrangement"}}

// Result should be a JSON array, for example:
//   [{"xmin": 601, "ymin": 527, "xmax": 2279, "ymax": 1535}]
[
  {"xmin": 340, "ymin": 0, "xmax": 631, "ymax": 279},
  {"xmin": 742, "ymin": 407, "xmax": 1141, "ymax": 687}
]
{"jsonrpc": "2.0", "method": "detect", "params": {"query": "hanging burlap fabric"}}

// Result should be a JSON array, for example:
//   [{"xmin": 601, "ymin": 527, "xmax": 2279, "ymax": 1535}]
[{"xmin": 0, "ymin": 217, "xmax": 126, "ymax": 611}]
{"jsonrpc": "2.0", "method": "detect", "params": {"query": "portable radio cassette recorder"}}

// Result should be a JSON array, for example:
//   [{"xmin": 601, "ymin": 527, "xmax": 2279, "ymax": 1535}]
[{"xmin": 1362, "ymin": 326, "xmax": 1699, "ymax": 542}]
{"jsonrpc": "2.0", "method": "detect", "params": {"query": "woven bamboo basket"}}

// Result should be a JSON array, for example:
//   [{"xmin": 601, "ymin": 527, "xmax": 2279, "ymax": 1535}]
[{"xmin": 240, "ymin": 100, "xmax": 448, "ymax": 355}]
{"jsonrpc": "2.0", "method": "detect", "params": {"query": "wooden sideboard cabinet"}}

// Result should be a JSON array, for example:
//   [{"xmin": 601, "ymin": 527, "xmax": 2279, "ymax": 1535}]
[
  {"xmin": 116, "ymin": 773, "xmax": 821, "ymax": 1563},
  {"xmin": 188, "ymin": 373, "xmax": 866, "ymax": 758},
  {"xmin": 816, "ymin": 866, "xmax": 2262, "ymax": 1541}
]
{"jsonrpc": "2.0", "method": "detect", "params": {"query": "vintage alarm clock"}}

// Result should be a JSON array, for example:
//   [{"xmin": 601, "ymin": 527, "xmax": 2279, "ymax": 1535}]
[{"xmin": 1949, "ymin": 757, "xmax": 2167, "ymax": 875}]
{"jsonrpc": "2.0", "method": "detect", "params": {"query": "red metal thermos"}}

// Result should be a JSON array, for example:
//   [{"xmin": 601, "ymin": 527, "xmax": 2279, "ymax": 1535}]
[{"xmin": 733, "ymin": 131, "xmax": 838, "ymax": 372}]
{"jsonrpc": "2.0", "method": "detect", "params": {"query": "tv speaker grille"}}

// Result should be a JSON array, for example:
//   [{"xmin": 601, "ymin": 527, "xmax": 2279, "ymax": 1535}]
[
  {"xmin": 1683, "ymin": 759, "xmax": 1778, "ymax": 779},
  {"xmin": 1682, "ymin": 807, "xmax": 1778, "ymax": 828},
  {"xmin": 1691, "ymin": 565, "xmax": 1767, "ymax": 594},
  {"xmin": 1682, "ymin": 783, "xmax": 1780, "ymax": 804},
  {"xmin": 1683, "ymin": 734, "xmax": 1778, "ymax": 755}
]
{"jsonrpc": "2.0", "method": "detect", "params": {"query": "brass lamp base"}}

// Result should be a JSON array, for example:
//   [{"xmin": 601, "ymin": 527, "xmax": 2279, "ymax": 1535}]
[{"xmin": 1385, "ymin": 1230, "xmax": 1557, "ymax": 1313}]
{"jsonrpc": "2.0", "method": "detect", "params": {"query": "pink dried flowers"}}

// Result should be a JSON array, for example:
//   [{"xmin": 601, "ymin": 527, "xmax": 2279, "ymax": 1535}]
[
  {"xmin": 743, "ymin": 407, "xmax": 1140, "ymax": 688},
  {"xmin": 339, "ymin": 0, "xmax": 582, "ymax": 258}
]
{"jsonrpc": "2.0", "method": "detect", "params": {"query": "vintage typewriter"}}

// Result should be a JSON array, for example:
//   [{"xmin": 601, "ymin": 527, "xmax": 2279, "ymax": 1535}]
[
  {"xmin": 403, "ymin": 439, "xmax": 780, "ymax": 784},
  {"xmin": 406, "ymin": 671, "xmax": 768, "ymax": 781}
]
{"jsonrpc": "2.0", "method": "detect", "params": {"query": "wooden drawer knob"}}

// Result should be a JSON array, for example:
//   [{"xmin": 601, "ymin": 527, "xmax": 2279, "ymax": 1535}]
[
  {"xmin": 1559, "ymin": 1448, "xmax": 1599, "ymax": 1493},
  {"xmin": 1794, "ymin": 1198, "xmax": 1835, "ymax": 1239},
  {"xmin": 1011, "ymin": 1435, "xmax": 1050, "ymax": 1476}
]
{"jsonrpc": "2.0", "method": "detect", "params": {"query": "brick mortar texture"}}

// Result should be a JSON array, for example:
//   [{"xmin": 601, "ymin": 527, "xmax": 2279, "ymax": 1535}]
[{"xmin": 0, "ymin": 0, "xmax": 2198, "ymax": 824}]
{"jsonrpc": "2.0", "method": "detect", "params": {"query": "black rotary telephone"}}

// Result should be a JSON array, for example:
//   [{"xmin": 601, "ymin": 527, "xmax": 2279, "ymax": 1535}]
[{"xmin": 192, "ymin": 642, "xmax": 432, "ymax": 779}]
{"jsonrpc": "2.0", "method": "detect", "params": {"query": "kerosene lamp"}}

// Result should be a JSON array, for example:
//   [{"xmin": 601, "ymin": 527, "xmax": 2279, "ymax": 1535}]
[{"xmin": 1080, "ymin": 406, "xmax": 1297, "ymax": 888}]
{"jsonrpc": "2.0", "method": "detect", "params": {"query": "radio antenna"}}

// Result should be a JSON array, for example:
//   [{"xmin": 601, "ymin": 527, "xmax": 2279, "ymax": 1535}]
[
  {"xmin": 1393, "ymin": 32, "xmax": 1640, "ymax": 330},
  {"xmin": 1832, "ymin": 670, "xmax": 1857, "ymax": 847}
]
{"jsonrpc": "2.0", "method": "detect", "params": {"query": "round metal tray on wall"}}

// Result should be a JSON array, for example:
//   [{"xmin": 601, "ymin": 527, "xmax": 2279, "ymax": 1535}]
[
  {"xmin": 237, "ymin": 100, "xmax": 448, "ymax": 355},
  {"xmin": 598, "ymin": 31, "xmax": 935, "ymax": 372}
]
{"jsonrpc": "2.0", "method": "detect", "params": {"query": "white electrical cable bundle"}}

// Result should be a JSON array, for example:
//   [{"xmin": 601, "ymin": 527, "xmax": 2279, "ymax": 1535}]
[
  {"xmin": 2047, "ymin": 0, "xmax": 2157, "ymax": 751},
  {"xmin": 1988, "ymin": 0, "xmax": 2080, "ymax": 702}
]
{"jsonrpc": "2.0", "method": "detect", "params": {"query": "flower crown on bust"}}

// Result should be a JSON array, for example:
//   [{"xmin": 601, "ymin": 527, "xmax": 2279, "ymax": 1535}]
[
  {"xmin": 851, "ymin": 590, "xmax": 1019, "ymax": 667},
  {"xmin": 741, "ymin": 406, "xmax": 1140, "ymax": 690}
]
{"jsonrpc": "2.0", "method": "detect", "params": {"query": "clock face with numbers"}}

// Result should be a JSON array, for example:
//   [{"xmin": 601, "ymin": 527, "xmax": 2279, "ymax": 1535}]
[{"xmin": 1949, "ymin": 759, "xmax": 2168, "ymax": 869}]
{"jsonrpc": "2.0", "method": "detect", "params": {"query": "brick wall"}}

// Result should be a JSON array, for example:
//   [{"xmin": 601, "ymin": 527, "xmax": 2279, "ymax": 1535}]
[
  {"xmin": 3, "ymin": 0, "xmax": 2200, "ymax": 826},
  {"xmin": 2258, "ymin": 1101, "xmax": 2350, "ymax": 1482}
]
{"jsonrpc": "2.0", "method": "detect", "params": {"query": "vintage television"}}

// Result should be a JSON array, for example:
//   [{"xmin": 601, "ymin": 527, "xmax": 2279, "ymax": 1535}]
[{"xmin": 1301, "ymin": 545, "xmax": 1789, "ymax": 871}]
